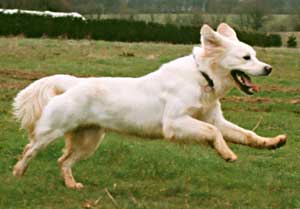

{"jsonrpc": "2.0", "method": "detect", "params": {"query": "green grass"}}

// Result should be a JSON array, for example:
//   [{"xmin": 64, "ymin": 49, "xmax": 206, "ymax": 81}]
[{"xmin": 0, "ymin": 37, "xmax": 300, "ymax": 209}]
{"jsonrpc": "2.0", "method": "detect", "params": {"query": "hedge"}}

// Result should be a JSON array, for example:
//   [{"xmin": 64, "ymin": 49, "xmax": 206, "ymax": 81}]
[{"xmin": 0, "ymin": 12, "xmax": 282, "ymax": 47}]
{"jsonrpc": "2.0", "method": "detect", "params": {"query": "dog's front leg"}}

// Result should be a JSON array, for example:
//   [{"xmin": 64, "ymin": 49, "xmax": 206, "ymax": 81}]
[
  {"xmin": 213, "ymin": 112, "xmax": 287, "ymax": 149},
  {"xmin": 163, "ymin": 115, "xmax": 237, "ymax": 162}
]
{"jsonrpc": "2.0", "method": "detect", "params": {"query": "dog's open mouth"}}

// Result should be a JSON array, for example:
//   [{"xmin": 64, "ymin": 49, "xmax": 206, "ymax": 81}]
[{"xmin": 231, "ymin": 70, "xmax": 259, "ymax": 95}]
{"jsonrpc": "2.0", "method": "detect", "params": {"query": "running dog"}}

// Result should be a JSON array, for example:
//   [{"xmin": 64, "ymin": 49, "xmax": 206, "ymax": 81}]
[{"xmin": 13, "ymin": 23, "xmax": 287, "ymax": 189}]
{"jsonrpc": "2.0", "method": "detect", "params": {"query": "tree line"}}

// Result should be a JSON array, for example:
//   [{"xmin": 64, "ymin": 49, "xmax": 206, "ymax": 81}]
[
  {"xmin": 0, "ymin": 12, "xmax": 282, "ymax": 47},
  {"xmin": 0, "ymin": 0, "xmax": 299, "ymax": 14}
]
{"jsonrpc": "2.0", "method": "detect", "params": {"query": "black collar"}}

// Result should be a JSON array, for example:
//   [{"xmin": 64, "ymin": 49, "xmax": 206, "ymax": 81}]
[
  {"xmin": 192, "ymin": 53, "xmax": 214, "ymax": 89},
  {"xmin": 200, "ymin": 71, "xmax": 214, "ymax": 88}
]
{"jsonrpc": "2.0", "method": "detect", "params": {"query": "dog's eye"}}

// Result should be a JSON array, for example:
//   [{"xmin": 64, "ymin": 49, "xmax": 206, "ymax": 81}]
[{"xmin": 243, "ymin": 55, "xmax": 251, "ymax": 60}]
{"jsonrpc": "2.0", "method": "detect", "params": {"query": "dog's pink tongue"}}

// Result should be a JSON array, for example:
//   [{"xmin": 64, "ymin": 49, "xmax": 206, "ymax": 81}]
[{"xmin": 244, "ymin": 77, "xmax": 260, "ymax": 93}]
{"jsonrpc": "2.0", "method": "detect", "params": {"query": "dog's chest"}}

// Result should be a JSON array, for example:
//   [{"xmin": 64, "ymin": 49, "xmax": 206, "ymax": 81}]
[{"xmin": 187, "ymin": 98, "xmax": 218, "ymax": 121}]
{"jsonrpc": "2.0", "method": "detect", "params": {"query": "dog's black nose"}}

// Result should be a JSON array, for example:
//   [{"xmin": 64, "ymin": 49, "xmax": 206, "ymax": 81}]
[{"xmin": 264, "ymin": 66, "xmax": 272, "ymax": 75}]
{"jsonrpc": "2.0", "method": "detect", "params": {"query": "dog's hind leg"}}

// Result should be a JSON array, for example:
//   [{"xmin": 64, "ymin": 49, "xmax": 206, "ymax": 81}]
[
  {"xmin": 21, "ymin": 130, "xmax": 36, "ymax": 157},
  {"xmin": 13, "ymin": 128, "xmax": 63, "ymax": 177},
  {"xmin": 58, "ymin": 126, "xmax": 105, "ymax": 189}
]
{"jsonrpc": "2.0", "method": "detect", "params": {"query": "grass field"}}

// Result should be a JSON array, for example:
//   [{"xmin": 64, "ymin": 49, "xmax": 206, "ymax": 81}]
[{"xmin": 0, "ymin": 37, "xmax": 300, "ymax": 209}]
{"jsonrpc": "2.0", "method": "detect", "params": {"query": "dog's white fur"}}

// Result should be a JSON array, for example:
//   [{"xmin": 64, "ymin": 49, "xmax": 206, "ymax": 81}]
[{"xmin": 13, "ymin": 23, "xmax": 287, "ymax": 189}]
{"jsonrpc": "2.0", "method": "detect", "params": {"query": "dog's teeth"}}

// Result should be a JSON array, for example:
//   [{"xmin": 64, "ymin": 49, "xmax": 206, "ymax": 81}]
[{"xmin": 238, "ymin": 76, "xmax": 244, "ymax": 83}]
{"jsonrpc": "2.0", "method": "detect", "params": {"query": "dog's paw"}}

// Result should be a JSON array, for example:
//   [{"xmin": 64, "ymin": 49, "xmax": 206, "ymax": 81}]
[
  {"xmin": 222, "ymin": 151, "xmax": 238, "ymax": 163},
  {"xmin": 269, "ymin": 134, "xmax": 287, "ymax": 149},
  {"xmin": 74, "ymin": 182, "xmax": 84, "ymax": 189},
  {"xmin": 225, "ymin": 154, "xmax": 238, "ymax": 163},
  {"xmin": 66, "ymin": 182, "xmax": 84, "ymax": 190},
  {"xmin": 13, "ymin": 162, "xmax": 26, "ymax": 177},
  {"xmin": 275, "ymin": 134, "xmax": 288, "ymax": 148}
]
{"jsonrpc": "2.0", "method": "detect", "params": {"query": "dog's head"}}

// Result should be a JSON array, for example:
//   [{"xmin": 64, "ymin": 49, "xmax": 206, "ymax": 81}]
[{"xmin": 200, "ymin": 23, "xmax": 272, "ymax": 95}]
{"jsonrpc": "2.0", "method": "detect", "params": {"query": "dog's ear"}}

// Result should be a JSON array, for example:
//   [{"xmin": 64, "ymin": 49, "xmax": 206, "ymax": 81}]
[
  {"xmin": 200, "ymin": 24, "xmax": 224, "ymax": 50},
  {"xmin": 217, "ymin": 23, "xmax": 238, "ymax": 41}
]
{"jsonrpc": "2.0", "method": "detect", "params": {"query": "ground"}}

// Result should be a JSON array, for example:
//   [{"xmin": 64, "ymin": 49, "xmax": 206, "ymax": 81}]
[{"xmin": 0, "ymin": 37, "xmax": 299, "ymax": 209}]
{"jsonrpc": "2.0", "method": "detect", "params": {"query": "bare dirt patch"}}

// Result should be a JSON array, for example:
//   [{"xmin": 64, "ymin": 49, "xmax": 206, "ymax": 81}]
[
  {"xmin": 0, "ymin": 69, "xmax": 47, "ymax": 89},
  {"xmin": 222, "ymin": 96, "xmax": 300, "ymax": 105},
  {"xmin": 263, "ymin": 85, "xmax": 300, "ymax": 93},
  {"xmin": 0, "ymin": 82, "xmax": 27, "ymax": 89},
  {"xmin": 0, "ymin": 69, "xmax": 48, "ymax": 89},
  {"xmin": 0, "ymin": 69, "xmax": 47, "ymax": 81}
]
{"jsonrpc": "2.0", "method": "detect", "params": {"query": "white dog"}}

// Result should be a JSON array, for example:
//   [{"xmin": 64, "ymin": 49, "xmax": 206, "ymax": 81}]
[{"xmin": 13, "ymin": 23, "xmax": 287, "ymax": 189}]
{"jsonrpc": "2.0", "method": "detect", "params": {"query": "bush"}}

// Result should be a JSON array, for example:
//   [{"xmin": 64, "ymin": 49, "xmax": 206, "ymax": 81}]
[
  {"xmin": 0, "ymin": 12, "xmax": 282, "ymax": 47},
  {"xmin": 287, "ymin": 35, "xmax": 297, "ymax": 48},
  {"xmin": 236, "ymin": 30, "xmax": 282, "ymax": 47}
]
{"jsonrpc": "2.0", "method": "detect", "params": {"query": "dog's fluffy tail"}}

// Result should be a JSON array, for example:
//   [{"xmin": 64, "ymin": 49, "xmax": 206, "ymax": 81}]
[{"xmin": 13, "ymin": 74, "xmax": 79, "ymax": 133}]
